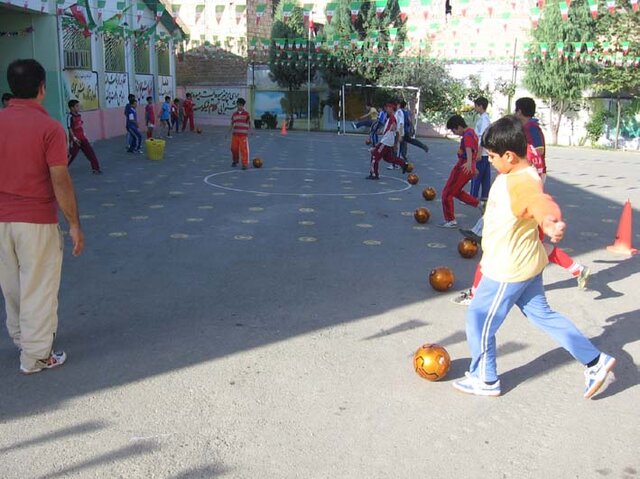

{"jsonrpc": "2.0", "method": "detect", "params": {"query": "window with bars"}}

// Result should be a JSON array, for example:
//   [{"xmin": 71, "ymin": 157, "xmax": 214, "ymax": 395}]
[
  {"xmin": 134, "ymin": 41, "xmax": 150, "ymax": 74},
  {"xmin": 157, "ymin": 46, "xmax": 170, "ymax": 76},
  {"xmin": 62, "ymin": 20, "xmax": 92, "ymax": 69},
  {"xmin": 104, "ymin": 34, "xmax": 126, "ymax": 72}
]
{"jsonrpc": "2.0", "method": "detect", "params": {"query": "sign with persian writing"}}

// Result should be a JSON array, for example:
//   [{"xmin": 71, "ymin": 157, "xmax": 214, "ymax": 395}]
[
  {"xmin": 134, "ymin": 74, "xmax": 154, "ymax": 104},
  {"xmin": 189, "ymin": 87, "xmax": 243, "ymax": 115},
  {"xmin": 104, "ymin": 72, "xmax": 128, "ymax": 108},
  {"xmin": 63, "ymin": 70, "xmax": 99, "ymax": 110}
]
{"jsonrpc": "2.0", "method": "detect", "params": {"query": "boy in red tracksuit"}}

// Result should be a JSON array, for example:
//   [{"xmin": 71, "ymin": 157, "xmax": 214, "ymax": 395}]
[
  {"xmin": 367, "ymin": 101, "xmax": 408, "ymax": 180},
  {"xmin": 67, "ymin": 100, "xmax": 102, "ymax": 174},
  {"xmin": 182, "ymin": 92, "xmax": 195, "ymax": 132},
  {"xmin": 230, "ymin": 97, "xmax": 251, "ymax": 169},
  {"xmin": 439, "ymin": 114, "xmax": 481, "ymax": 228}
]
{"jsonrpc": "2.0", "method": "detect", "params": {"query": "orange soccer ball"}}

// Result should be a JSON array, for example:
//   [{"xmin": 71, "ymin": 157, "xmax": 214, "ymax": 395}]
[
  {"xmin": 429, "ymin": 266, "xmax": 455, "ymax": 292},
  {"xmin": 365, "ymin": 138, "xmax": 372, "ymax": 145},
  {"xmin": 458, "ymin": 238, "xmax": 479, "ymax": 259},
  {"xmin": 407, "ymin": 173, "xmax": 419, "ymax": 185},
  {"xmin": 252, "ymin": 157, "xmax": 263, "ymax": 168},
  {"xmin": 413, "ymin": 343, "xmax": 451, "ymax": 381},
  {"xmin": 422, "ymin": 187, "xmax": 437, "ymax": 201},
  {"xmin": 196, "ymin": 128, "xmax": 202, "ymax": 134},
  {"xmin": 405, "ymin": 162, "xmax": 415, "ymax": 173},
  {"xmin": 414, "ymin": 207, "xmax": 430, "ymax": 224}
]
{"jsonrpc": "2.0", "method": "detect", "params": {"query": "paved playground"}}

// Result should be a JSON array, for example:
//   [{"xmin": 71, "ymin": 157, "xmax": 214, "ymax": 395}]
[{"xmin": 0, "ymin": 128, "xmax": 638, "ymax": 478}]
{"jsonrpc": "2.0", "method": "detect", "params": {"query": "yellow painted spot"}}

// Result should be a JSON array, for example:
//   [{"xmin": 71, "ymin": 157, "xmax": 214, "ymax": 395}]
[
  {"xmin": 413, "ymin": 226, "xmax": 428, "ymax": 230},
  {"xmin": 249, "ymin": 207, "xmax": 264, "ymax": 212},
  {"xmin": 84, "ymin": 187, "xmax": 98, "ymax": 192},
  {"xmin": 363, "ymin": 240, "xmax": 382, "ymax": 246},
  {"xmin": 102, "ymin": 203, "xmax": 115, "ymax": 207},
  {"xmin": 198, "ymin": 205, "xmax": 214, "ymax": 210},
  {"xmin": 109, "ymin": 232, "xmax": 127, "ymax": 237},
  {"xmin": 401, "ymin": 211, "xmax": 413, "ymax": 216},
  {"xmin": 299, "ymin": 236, "xmax": 317, "ymax": 242},
  {"xmin": 171, "ymin": 233, "xmax": 190, "ymax": 239},
  {"xmin": 234, "ymin": 235, "xmax": 254, "ymax": 240},
  {"xmin": 298, "ymin": 221, "xmax": 315, "ymax": 226},
  {"xmin": 127, "ymin": 189, "xmax": 140, "ymax": 193},
  {"xmin": 169, "ymin": 191, "xmax": 184, "ymax": 195},
  {"xmin": 356, "ymin": 224, "xmax": 373, "ymax": 228},
  {"xmin": 242, "ymin": 219, "xmax": 259, "ymax": 224},
  {"xmin": 343, "ymin": 196, "xmax": 356, "ymax": 199},
  {"xmin": 80, "ymin": 214, "xmax": 95, "ymax": 219},
  {"xmin": 131, "ymin": 216, "xmax": 148, "ymax": 220},
  {"xmin": 299, "ymin": 208, "xmax": 315, "ymax": 213},
  {"xmin": 427, "ymin": 243, "xmax": 447, "ymax": 248},
  {"xmin": 387, "ymin": 197, "xmax": 402, "ymax": 201},
  {"xmin": 187, "ymin": 218, "xmax": 204, "ymax": 222},
  {"xmin": 149, "ymin": 204, "xmax": 164, "ymax": 209},
  {"xmin": 350, "ymin": 210, "xmax": 366, "ymax": 215}
]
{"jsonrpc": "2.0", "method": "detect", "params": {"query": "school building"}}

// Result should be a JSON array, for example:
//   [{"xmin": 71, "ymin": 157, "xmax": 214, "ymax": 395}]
[{"xmin": 0, "ymin": 0, "xmax": 185, "ymax": 139}]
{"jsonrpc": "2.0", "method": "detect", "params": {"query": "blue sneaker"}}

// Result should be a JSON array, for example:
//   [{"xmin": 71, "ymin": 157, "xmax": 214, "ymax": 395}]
[
  {"xmin": 584, "ymin": 353, "xmax": 616, "ymax": 399},
  {"xmin": 453, "ymin": 372, "xmax": 501, "ymax": 397}
]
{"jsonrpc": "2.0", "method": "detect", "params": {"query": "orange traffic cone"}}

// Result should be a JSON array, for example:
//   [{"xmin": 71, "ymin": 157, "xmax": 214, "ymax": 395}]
[
  {"xmin": 607, "ymin": 200, "xmax": 637, "ymax": 255},
  {"xmin": 281, "ymin": 120, "xmax": 287, "ymax": 136}
]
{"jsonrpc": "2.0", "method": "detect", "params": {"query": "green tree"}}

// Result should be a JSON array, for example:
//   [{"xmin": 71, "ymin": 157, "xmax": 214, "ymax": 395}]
[
  {"xmin": 269, "ymin": 2, "xmax": 317, "ymax": 123},
  {"xmin": 592, "ymin": 3, "xmax": 640, "ymax": 148},
  {"xmin": 377, "ymin": 60, "xmax": 466, "ymax": 126},
  {"xmin": 523, "ymin": 0, "xmax": 596, "ymax": 144},
  {"xmin": 320, "ymin": 0, "xmax": 407, "ymax": 88}
]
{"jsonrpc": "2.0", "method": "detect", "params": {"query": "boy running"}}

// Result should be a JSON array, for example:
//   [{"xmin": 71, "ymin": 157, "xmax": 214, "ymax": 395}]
[
  {"xmin": 159, "ymin": 96, "xmax": 171, "ymax": 138},
  {"xmin": 125, "ymin": 97, "xmax": 142, "ymax": 153},
  {"xmin": 368, "ymin": 101, "xmax": 408, "ymax": 179},
  {"xmin": 67, "ymin": 100, "xmax": 102, "ymax": 173},
  {"xmin": 453, "ymin": 115, "xmax": 615, "ymax": 399},
  {"xmin": 182, "ymin": 93, "xmax": 194, "ymax": 131},
  {"xmin": 439, "ymin": 114, "xmax": 482, "ymax": 227}
]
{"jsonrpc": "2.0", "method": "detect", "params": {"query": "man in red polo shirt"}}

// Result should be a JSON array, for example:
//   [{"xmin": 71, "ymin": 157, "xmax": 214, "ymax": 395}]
[{"xmin": 0, "ymin": 59, "xmax": 84, "ymax": 375}]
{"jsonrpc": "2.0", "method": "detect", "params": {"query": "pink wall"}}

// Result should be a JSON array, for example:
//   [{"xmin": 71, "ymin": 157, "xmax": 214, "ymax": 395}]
[{"xmin": 81, "ymin": 104, "xmax": 162, "ymax": 141}]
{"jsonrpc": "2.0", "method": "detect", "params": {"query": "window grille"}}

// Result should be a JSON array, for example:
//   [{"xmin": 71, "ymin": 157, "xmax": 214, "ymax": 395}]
[
  {"xmin": 157, "ymin": 46, "xmax": 170, "ymax": 76},
  {"xmin": 134, "ymin": 41, "xmax": 150, "ymax": 74},
  {"xmin": 62, "ymin": 19, "xmax": 92, "ymax": 69},
  {"xmin": 104, "ymin": 34, "xmax": 126, "ymax": 72}
]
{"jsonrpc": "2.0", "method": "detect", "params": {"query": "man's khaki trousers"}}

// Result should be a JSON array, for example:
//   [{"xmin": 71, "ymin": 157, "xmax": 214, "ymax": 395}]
[{"xmin": 0, "ymin": 223, "xmax": 63, "ymax": 370}]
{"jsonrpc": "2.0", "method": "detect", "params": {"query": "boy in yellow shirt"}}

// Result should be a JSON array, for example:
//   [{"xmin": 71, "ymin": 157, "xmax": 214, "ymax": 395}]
[{"xmin": 453, "ymin": 116, "xmax": 615, "ymax": 399}]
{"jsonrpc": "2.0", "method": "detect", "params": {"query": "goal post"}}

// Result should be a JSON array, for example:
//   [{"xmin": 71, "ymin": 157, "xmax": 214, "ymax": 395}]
[{"xmin": 339, "ymin": 83, "xmax": 421, "ymax": 136}]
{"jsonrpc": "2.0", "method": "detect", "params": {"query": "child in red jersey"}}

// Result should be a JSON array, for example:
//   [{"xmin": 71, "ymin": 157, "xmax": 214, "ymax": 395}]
[
  {"xmin": 229, "ymin": 98, "xmax": 251, "ymax": 169},
  {"xmin": 67, "ymin": 99, "xmax": 102, "ymax": 174},
  {"xmin": 367, "ymin": 101, "xmax": 408, "ymax": 180},
  {"xmin": 182, "ymin": 92, "xmax": 195, "ymax": 132},
  {"xmin": 145, "ymin": 96, "xmax": 155, "ymax": 139},
  {"xmin": 439, "ymin": 114, "xmax": 482, "ymax": 228}
]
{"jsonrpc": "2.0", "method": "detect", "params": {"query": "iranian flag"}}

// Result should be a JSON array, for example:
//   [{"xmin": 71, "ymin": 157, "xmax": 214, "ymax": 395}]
[
  {"xmin": 325, "ymin": 3, "xmax": 336, "ymax": 24},
  {"xmin": 588, "ymin": 0, "xmax": 598, "ymax": 19},
  {"xmin": 540, "ymin": 42, "xmax": 548, "ymax": 56},
  {"xmin": 282, "ymin": 3, "xmax": 294, "ymax": 24},
  {"xmin": 255, "ymin": 3, "xmax": 266, "ymax": 24},
  {"xmin": 195, "ymin": 4, "xmax": 205, "ymax": 23},
  {"xmin": 530, "ymin": 6, "xmax": 540, "ymax": 27},
  {"xmin": 459, "ymin": 0, "xmax": 469, "ymax": 17},
  {"xmin": 97, "ymin": 0, "xmax": 105, "ymax": 20},
  {"xmin": 388, "ymin": 27, "xmax": 397, "ymax": 42},
  {"xmin": 631, "ymin": 0, "xmax": 638, "ymax": 12},
  {"xmin": 215, "ymin": 5, "xmax": 224, "ymax": 23},
  {"xmin": 350, "ymin": 1, "xmax": 360, "ymax": 23},
  {"xmin": 375, "ymin": 0, "xmax": 386, "ymax": 18},
  {"xmin": 606, "ymin": 0, "xmax": 615, "ymax": 13},
  {"xmin": 303, "ymin": 3, "xmax": 314, "ymax": 29},
  {"xmin": 421, "ymin": 0, "xmax": 431, "ymax": 20},
  {"xmin": 559, "ymin": 1, "xmax": 568, "ymax": 21},
  {"xmin": 398, "ymin": 0, "xmax": 410, "ymax": 21}
]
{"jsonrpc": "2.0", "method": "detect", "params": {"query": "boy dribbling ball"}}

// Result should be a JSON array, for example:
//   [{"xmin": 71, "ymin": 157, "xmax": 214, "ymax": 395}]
[{"xmin": 453, "ymin": 116, "xmax": 615, "ymax": 399}]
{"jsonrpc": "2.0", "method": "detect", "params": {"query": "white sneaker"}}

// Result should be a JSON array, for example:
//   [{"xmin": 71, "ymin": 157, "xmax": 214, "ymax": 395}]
[
  {"xmin": 437, "ymin": 220, "xmax": 458, "ymax": 228},
  {"xmin": 453, "ymin": 372, "xmax": 501, "ymax": 397},
  {"xmin": 451, "ymin": 289, "xmax": 473, "ymax": 306},
  {"xmin": 584, "ymin": 353, "xmax": 616, "ymax": 399},
  {"xmin": 20, "ymin": 351, "xmax": 67, "ymax": 375}
]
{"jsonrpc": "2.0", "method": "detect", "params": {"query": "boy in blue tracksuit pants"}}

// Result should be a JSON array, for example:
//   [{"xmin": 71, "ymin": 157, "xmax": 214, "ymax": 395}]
[
  {"xmin": 125, "ymin": 98, "xmax": 142, "ymax": 153},
  {"xmin": 453, "ymin": 116, "xmax": 615, "ymax": 400}
]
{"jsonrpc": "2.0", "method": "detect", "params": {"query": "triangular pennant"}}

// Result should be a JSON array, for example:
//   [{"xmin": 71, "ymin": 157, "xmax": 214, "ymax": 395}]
[
  {"xmin": 350, "ymin": 1, "xmax": 361, "ymax": 23},
  {"xmin": 215, "ymin": 5, "xmax": 225, "ymax": 23},
  {"xmin": 256, "ymin": 3, "xmax": 266, "ymax": 24}
]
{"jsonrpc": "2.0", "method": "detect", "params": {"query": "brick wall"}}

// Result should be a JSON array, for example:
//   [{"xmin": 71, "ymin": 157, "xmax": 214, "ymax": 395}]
[{"xmin": 177, "ymin": 0, "xmax": 275, "ymax": 87}]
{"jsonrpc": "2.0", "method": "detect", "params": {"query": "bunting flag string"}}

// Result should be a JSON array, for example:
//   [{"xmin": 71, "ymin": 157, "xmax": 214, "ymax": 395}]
[{"xmin": 0, "ymin": 26, "xmax": 35, "ymax": 37}]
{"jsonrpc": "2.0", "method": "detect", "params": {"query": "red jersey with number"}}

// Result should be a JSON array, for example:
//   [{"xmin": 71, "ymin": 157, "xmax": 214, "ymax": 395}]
[
  {"xmin": 0, "ymin": 99, "xmax": 68, "ymax": 223},
  {"xmin": 231, "ymin": 109, "xmax": 250, "ymax": 136},
  {"xmin": 67, "ymin": 112, "xmax": 88, "ymax": 141}
]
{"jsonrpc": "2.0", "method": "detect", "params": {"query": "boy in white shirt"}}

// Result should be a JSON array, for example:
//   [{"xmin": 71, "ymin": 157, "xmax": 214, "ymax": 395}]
[{"xmin": 367, "ymin": 101, "xmax": 408, "ymax": 179}]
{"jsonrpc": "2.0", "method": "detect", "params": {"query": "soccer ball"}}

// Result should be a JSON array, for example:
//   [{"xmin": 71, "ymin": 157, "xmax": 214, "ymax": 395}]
[
  {"xmin": 252, "ymin": 157, "xmax": 263, "ymax": 168},
  {"xmin": 413, "ymin": 343, "xmax": 451, "ymax": 381},
  {"xmin": 407, "ymin": 173, "xmax": 419, "ymax": 185},
  {"xmin": 365, "ymin": 138, "xmax": 372, "ymax": 145},
  {"xmin": 405, "ymin": 162, "xmax": 415, "ymax": 173},
  {"xmin": 458, "ymin": 238, "xmax": 479, "ymax": 259},
  {"xmin": 422, "ymin": 187, "xmax": 437, "ymax": 201},
  {"xmin": 196, "ymin": 128, "xmax": 202, "ymax": 134},
  {"xmin": 414, "ymin": 207, "xmax": 430, "ymax": 224},
  {"xmin": 429, "ymin": 266, "xmax": 455, "ymax": 292}
]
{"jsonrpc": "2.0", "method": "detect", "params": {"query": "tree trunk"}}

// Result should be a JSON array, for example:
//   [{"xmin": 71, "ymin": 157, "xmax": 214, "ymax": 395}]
[
  {"xmin": 550, "ymin": 100, "xmax": 562, "ymax": 145},
  {"xmin": 614, "ymin": 96, "xmax": 622, "ymax": 150}
]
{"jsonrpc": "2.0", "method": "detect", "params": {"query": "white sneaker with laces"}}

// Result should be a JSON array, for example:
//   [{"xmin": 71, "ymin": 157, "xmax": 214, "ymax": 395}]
[
  {"xmin": 453, "ymin": 372, "xmax": 501, "ymax": 397},
  {"xmin": 451, "ymin": 289, "xmax": 473, "ymax": 306},
  {"xmin": 437, "ymin": 220, "xmax": 458, "ymax": 228},
  {"xmin": 584, "ymin": 353, "xmax": 616, "ymax": 399}
]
